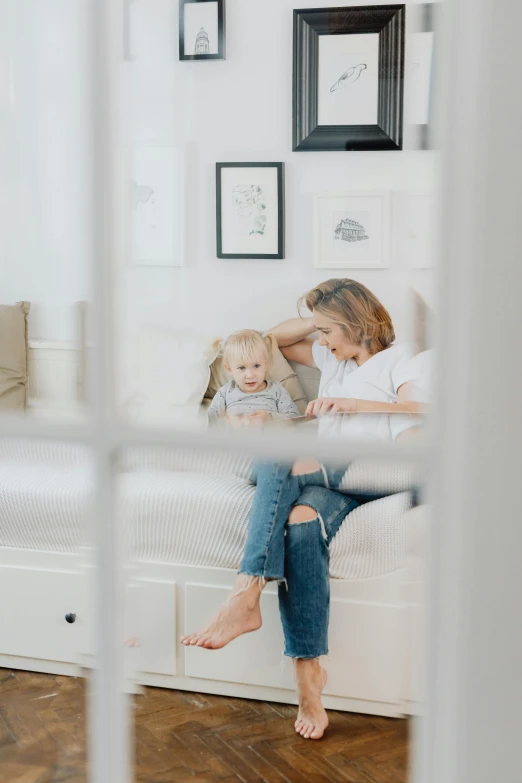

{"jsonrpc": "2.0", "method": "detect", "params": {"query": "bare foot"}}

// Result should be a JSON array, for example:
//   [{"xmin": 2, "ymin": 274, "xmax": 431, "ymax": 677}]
[
  {"xmin": 294, "ymin": 658, "xmax": 329, "ymax": 740},
  {"xmin": 180, "ymin": 574, "xmax": 264, "ymax": 650}
]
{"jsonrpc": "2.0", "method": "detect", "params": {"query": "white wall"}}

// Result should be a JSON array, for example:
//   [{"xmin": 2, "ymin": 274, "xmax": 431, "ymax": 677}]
[
  {"xmin": 0, "ymin": 0, "xmax": 92, "ymax": 340},
  {"xmin": 123, "ymin": 0, "xmax": 436, "ymax": 343},
  {"xmin": 2, "ymin": 0, "xmax": 435, "ymax": 341}
]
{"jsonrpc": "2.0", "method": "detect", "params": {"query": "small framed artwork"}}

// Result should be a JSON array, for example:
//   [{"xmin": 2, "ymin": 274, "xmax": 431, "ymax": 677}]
[
  {"xmin": 216, "ymin": 163, "xmax": 285, "ymax": 260},
  {"xmin": 293, "ymin": 5, "xmax": 405, "ymax": 151},
  {"xmin": 131, "ymin": 145, "xmax": 185, "ymax": 267},
  {"xmin": 179, "ymin": 0, "xmax": 225, "ymax": 61},
  {"xmin": 394, "ymin": 191, "xmax": 434, "ymax": 269},
  {"xmin": 314, "ymin": 192, "xmax": 390, "ymax": 269},
  {"xmin": 406, "ymin": 3, "xmax": 435, "ymax": 149}
]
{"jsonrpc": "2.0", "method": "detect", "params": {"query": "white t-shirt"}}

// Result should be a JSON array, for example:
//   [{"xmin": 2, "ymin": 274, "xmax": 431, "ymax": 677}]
[
  {"xmin": 388, "ymin": 349, "xmax": 434, "ymax": 440},
  {"xmin": 311, "ymin": 341, "xmax": 421, "ymax": 442},
  {"xmin": 396, "ymin": 349, "xmax": 434, "ymax": 404}
]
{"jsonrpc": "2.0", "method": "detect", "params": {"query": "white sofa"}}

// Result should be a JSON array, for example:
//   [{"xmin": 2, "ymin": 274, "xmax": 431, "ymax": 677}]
[{"xmin": 0, "ymin": 360, "xmax": 424, "ymax": 718}]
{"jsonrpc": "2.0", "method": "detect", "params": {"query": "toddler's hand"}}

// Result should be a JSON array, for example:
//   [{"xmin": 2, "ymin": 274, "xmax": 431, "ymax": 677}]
[
  {"xmin": 247, "ymin": 411, "xmax": 272, "ymax": 429},
  {"xmin": 226, "ymin": 414, "xmax": 248, "ymax": 429}
]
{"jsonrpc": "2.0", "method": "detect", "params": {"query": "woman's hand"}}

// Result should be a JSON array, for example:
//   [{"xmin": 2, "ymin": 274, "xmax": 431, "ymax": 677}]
[{"xmin": 305, "ymin": 397, "xmax": 356, "ymax": 418}]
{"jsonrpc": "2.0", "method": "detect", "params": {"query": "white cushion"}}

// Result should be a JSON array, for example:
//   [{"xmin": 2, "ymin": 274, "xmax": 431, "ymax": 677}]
[{"xmin": 118, "ymin": 328, "xmax": 219, "ymax": 425}]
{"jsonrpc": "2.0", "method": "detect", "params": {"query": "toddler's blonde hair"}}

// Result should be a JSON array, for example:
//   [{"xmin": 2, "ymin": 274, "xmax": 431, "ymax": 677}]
[{"xmin": 212, "ymin": 329, "xmax": 277, "ymax": 370}]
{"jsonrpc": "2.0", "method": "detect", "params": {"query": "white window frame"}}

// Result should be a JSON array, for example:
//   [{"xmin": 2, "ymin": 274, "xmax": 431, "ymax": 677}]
[{"xmin": 6, "ymin": 0, "xmax": 522, "ymax": 782}]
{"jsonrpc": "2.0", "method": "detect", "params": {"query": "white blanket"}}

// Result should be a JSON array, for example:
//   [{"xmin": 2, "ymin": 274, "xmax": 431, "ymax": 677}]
[{"xmin": 0, "ymin": 440, "xmax": 413, "ymax": 579}]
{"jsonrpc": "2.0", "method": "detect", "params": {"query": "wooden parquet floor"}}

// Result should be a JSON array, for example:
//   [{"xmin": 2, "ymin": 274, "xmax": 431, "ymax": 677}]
[{"xmin": 0, "ymin": 669, "xmax": 409, "ymax": 783}]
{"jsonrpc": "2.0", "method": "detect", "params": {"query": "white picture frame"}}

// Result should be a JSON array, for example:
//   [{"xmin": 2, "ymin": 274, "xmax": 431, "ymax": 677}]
[
  {"xmin": 314, "ymin": 191, "xmax": 390, "ymax": 269},
  {"xmin": 404, "ymin": 3, "xmax": 435, "ymax": 149},
  {"xmin": 406, "ymin": 30, "xmax": 434, "ymax": 127},
  {"xmin": 131, "ymin": 145, "xmax": 185, "ymax": 267},
  {"xmin": 394, "ymin": 190, "xmax": 434, "ymax": 269}
]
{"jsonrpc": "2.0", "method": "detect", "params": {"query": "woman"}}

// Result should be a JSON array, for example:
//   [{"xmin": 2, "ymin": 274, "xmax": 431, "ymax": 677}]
[{"xmin": 181, "ymin": 279, "xmax": 423, "ymax": 740}]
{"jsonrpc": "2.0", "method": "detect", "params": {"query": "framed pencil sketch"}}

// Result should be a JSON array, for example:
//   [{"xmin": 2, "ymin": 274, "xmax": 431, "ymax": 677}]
[
  {"xmin": 216, "ymin": 163, "xmax": 285, "ymax": 259},
  {"xmin": 131, "ymin": 145, "xmax": 185, "ymax": 267},
  {"xmin": 293, "ymin": 5, "xmax": 405, "ymax": 151},
  {"xmin": 314, "ymin": 192, "xmax": 390, "ymax": 268},
  {"xmin": 179, "ymin": 0, "xmax": 225, "ymax": 61}
]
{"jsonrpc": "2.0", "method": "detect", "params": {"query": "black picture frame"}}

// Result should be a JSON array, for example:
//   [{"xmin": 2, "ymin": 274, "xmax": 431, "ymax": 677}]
[
  {"xmin": 216, "ymin": 163, "xmax": 285, "ymax": 260},
  {"xmin": 293, "ymin": 5, "xmax": 405, "ymax": 151},
  {"xmin": 179, "ymin": 0, "xmax": 225, "ymax": 61}
]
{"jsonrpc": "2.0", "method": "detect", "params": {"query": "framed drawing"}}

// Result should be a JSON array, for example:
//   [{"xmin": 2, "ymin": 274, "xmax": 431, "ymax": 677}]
[
  {"xmin": 216, "ymin": 163, "xmax": 285, "ymax": 259},
  {"xmin": 293, "ymin": 5, "xmax": 405, "ymax": 151},
  {"xmin": 406, "ymin": 3, "xmax": 435, "ymax": 149},
  {"xmin": 314, "ymin": 192, "xmax": 390, "ymax": 268},
  {"xmin": 131, "ymin": 145, "xmax": 185, "ymax": 267},
  {"xmin": 179, "ymin": 0, "xmax": 225, "ymax": 61}
]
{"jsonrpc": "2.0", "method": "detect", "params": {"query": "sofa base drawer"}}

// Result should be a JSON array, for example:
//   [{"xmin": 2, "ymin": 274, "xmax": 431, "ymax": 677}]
[{"xmin": 0, "ymin": 566, "xmax": 88, "ymax": 664}]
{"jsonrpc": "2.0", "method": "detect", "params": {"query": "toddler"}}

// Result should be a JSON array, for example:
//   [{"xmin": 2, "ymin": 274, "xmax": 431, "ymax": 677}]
[{"xmin": 207, "ymin": 330, "xmax": 300, "ymax": 427}]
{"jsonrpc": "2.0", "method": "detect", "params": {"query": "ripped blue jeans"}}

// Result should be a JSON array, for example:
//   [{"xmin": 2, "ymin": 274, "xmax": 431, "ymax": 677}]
[{"xmin": 240, "ymin": 462, "xmax": 362, "ymax": 659}]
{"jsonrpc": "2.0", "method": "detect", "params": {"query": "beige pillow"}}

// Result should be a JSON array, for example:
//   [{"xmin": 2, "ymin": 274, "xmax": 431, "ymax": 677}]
[
  {"xmin": 205, "ymin": 343, "xmax": 308, "ymax": 415},
  {"xmin": 0, "ymin": 302, "xmax": 30, "ymax": 411}
]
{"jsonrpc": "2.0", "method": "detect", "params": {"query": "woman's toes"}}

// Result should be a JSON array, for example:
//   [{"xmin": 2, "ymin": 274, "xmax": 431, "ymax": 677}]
[{"xmin": 310, "ymin": 725, "xmax": 323, "ymax": 739}]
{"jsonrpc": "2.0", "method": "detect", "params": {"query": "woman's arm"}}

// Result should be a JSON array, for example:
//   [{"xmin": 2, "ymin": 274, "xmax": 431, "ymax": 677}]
[
  {"xmin": 269, "ymin": 316, "xmax": 316, "ymax": 348},
  {"xmin": 306, "ymin": 383, "xmax": 431, "ymax": 417},
  {"xmin": 280, "ymin": 338, "xmax": 317, "ymax": 368},
  {"xmin": 268, "ymin": 317, "xmax": 318, "ymax": 368}
]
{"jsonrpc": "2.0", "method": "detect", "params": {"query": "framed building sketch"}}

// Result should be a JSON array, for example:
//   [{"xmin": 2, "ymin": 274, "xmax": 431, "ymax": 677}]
[
  {"xmin": 216, "ymin": 163, "xmax": 285, "ymax": 259},
  {"xmin": 179, "ymin": 0, "xmax": 225, "ymax": 61},
  {"xmin": 131, "ymin": 145, "xmax": 185, "ymax": 267},
  {"xmin": 314, "ymin": 192, "xmax": 390, "ymax": 268},
  {"xmin": 293, "ymin": 5, "xmax": 405, "ymax": 151}
]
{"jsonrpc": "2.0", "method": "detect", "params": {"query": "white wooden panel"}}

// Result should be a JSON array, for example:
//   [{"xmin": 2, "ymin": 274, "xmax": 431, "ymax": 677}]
[
  {"xmin": 403, "ymin": 602, "xmax": 424, "ymax": 706},
  {"xmin": 135, "ymin": 579, "xmax": 177, "ymax": 676},
  {"xmin": 0, "ymin": 567, "xmax": 87, "ymax": 663},
  {"xmin": 0, "ymin": 654, "xmax": 82, "ymax": 678},
  {"xmin": 184, "ymin": 583, "xmax": 403, "ymax": 705},
  {"xmin": 327, "ymin": 597, "xmax": 403, "ymax": 703},
  {"xmin": 27, "ymin": 342, "xmax": 81, "ymax": 407}
]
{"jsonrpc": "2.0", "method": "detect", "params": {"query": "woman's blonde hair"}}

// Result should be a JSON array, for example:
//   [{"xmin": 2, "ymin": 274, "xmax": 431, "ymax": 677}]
[
  {"xmin": 299, "ymin": 278, "xmax": 395, "ymax": 355},
  {"xmin": 213, "ymin": 329, "xmax": 277, "ymax": 370}
]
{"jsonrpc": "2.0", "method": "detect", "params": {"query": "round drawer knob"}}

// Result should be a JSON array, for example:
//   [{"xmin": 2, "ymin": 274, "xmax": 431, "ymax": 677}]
[{"xmin": 65, "ymin": 613, "xmax": 76, "ymax": 624}]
